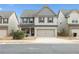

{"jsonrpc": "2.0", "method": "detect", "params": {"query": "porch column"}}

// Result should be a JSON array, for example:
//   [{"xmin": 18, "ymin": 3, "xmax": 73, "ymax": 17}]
[
  {"xmin": 35, "ymin": 28, "xmax": 37, "ymax": 37},
  {"xmin": 30, "ymin": 28, "xmax": 31, "ymax": 36}
]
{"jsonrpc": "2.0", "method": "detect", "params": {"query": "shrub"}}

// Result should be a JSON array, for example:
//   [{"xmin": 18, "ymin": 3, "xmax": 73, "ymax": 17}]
[
  {"xmin": 12, "ymin": 30, "xmax": 25, "ymax": 39},
  {"xmin": 58, "ymin": 29, "xmax": 69, "ymax": 36}
]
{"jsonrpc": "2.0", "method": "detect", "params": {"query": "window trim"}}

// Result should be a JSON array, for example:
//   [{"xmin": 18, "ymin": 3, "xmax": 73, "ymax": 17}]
[
  {"xmin": 3, "ymin": 18, "xmax": 8, "ymax": 24},
  {"xmin": 29, "ymin": 17, "xmax": 34, "ymax": 23},
  {"xmin": 72, "ymin": 20, "xmax": 78, "ymax": 23},
  {"xmin": 48, "ymin": 17, "xmax": 53, "ymax": 23},
  {"xmin": 22, "ymin": 17, "xmax": 34, "ymax": 23},
  {"xmin": 0, "ymin": 16, "xmax": 2, "ymax": 24},
  {"xmin": 22, "ymin": 18, "xmax": 28, "ymax": 23},
  {"xmin": 39, "ymin": 17, "xmax": 44, "ymax": 23},
  {"xmin": 72, "ymin": 20, "xmax": 74, "ymax": 23},
  {"xmin": 75, "ymin": 20, "xmax": 78, "ymax": 23}
]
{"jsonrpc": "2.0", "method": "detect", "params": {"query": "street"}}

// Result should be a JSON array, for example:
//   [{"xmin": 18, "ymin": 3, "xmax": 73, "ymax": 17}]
[{"xmin": 0, "ymin": 44, "xmax": 79, "ymax": 54}]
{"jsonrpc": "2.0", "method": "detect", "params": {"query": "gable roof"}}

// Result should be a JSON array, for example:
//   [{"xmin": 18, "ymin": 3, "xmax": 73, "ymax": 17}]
[
  {"xmin": 0, "ymin": 11, "xmax": 14, "ymax": 18},
  {"xmin": 60, "ymin": 9, "xmax": 71, "ymax": 17},
  {"xmin": 35, "ymin": 6, "xmax": 56, "ymax": 16},
  {"xmin": 60, "ymin": 9, "xmax": 79, "ymax": 17},
  {"xmin": 21, "ymin": 6, "xmax": 56, "ymax": 17}
]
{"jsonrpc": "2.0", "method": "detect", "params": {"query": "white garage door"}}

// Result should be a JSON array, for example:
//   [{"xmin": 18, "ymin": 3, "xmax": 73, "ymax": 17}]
[
  {"xmin": 0, "ymin": 30, "xmax": 7, "ymax": 37},
  {"xmin": 37, "ymin": 29, "xmax": 55, "ymax": 37}
]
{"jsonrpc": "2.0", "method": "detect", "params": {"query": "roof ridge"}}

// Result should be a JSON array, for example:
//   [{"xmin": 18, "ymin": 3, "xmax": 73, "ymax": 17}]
[{"xmin": 35, "ymin": 5, "xmax": 56, "ymax": 16}]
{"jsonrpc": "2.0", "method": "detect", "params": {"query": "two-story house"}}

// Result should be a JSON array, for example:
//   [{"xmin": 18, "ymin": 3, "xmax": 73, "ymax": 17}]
[
  {"xmin": 20, "ymin": 6, "xmax": 58, "ymax": 37},
  {"xmin": 58, "ymin": 9, "xmax": 79, "ymax": 37},
  {"xmin": 0, "ymin": 11, "xmax": 19, "ymax": 37},
  {"xmin": 67, "ymin": 10, "xmax": 79, "ymax": 37}
]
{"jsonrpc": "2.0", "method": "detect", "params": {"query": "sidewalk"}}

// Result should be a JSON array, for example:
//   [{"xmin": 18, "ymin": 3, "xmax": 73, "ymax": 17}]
[
  {"xmin": 0, "ymin": 37, "xmax": 36, "ymax": 44},
  {"xmin": 0, "ymin": 37, "xmax": 79, "ymax": 44}
]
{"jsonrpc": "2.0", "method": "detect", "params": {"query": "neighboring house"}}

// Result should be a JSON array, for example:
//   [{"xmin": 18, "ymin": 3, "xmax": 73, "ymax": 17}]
[
  {"xmin": 67, "ymin": 10, "xmax": 79, "ymax": 37},
  {"xmin": 58, "ymin": 9, "xmax": 79, "ymax": 37},
  {"xmin": 20, "ymin": 6, "xmax": 58, "ymax": 37},
  {"xmin": 0, "ymin": 11, "xmax": 19, "ymax": 37}
]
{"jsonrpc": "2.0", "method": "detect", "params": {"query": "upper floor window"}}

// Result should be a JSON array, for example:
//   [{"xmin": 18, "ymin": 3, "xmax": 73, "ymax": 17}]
[
  {"xmin": 29, "ymin": 17, "xmax": 34, "ymax": 23},
  {"xmin": 0, "ymin": 16, "xmax": 2, "ymax": 23},
  {"xmin": 22, "ymin": 17, "xmax": 34, "ymax": 23},
  {"xmin": 39, "ymin": 17, "xmax": 44, "ymax": 23},
  {"xmin": 72, "ymin": 20, "xmax": 74, "ymax": 23},
  {"xmin": 75, "ymin": 20, "xmax": 78, "ymax": 23},
  {"xmin": 72, "ymin": 20, "xmax": 78, "ymax": 23},
  {"xmin": 3, "ymin": 18, "xmax": 8, "ymax": 24},
  {"xmin": 22, "ymin": 18, "xmax": 28, "ymax": 23},
  {"xmin": 60, "ymin": 22, "xmax": 62, "ymax": 24},
  {"xmin": 48, "ymin": 17, "xmax": 53, "ymax": 23}
]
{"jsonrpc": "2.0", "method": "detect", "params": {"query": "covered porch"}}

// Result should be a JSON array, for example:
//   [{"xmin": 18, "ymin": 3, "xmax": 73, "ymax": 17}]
[{"xmin": 21, "ymin": 27, "xmax": 35, "ymax": 37}]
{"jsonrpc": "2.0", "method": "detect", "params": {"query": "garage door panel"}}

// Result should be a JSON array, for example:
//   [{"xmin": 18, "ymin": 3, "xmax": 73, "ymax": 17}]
[
  {"xmin": 37, "ymin": 29, "xmax": 55, "ymax": 37},
  {"xmin": 0, "ymin": 30, "xmax": 7, "ymax": 37}
]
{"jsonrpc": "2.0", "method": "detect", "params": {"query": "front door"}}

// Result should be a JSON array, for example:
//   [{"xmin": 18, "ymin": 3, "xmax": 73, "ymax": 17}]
[
  {"xmin": 31, "ymin": 28, "xmax": 34, "ymax": 36},
  {"xmin": 73, "ymin": 33, "xmax": 77, "ymax": 37}
]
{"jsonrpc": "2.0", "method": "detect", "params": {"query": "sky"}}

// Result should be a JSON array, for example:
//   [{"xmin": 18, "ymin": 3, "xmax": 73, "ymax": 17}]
[{"xmin": 0, "ymin": 4, "xmax": 79, "ymax": 16}]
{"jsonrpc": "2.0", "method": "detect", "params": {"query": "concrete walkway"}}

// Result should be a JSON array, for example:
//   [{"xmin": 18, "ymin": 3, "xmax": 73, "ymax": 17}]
[{"xmin": 0, "ymin": 37, "xmax": 79, "ymax": 44}]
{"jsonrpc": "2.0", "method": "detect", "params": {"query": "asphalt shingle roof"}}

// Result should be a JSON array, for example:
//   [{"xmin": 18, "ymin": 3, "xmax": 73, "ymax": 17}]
[
  {"xmin": 20, "ymin": 10, "xmax": 38, "ymax": 17},
  {"xmin": 35, "ymin": 6, "xmax": 56, "ymax": 16},
  {"xmin": 21, "ymin": 6, "xmax": 56, "ymax": 17},
  {"xmin": 0, "ymin": 11, "xmax": 14, "ymax": 18},
  {"xmin": 61, "ymin": 9, "xmax": 79, "ymax": 17}
]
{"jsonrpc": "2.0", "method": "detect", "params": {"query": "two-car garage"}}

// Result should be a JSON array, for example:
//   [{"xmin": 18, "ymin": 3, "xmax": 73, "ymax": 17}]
[
  {"xmin": 37, "ymin": 29, "xmax": 55, "ymax": 37},
  {"xmin": 35, "ymin": 27, "xmax": 57, "ymax": 37}
]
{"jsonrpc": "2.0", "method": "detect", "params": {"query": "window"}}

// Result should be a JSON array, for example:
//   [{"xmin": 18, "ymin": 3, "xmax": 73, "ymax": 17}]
[
  {"xmin": 72, "ymin": 20, "xmax": 74, "ymax": 23},
  {"xmin": 22, "ymin": 18, "xmax": 28, "ymax": 23},
  {"xmin": 48, "ymin": 17, "xmax": 53, "ymax": 23},
  {"xmin": 75, "ymin": 20, "xmax": 78, "ymax": 23},
  {"xmin": 73, "ymin": 33, "xmax": 77, "ymax": 37},
  {"xmin": 3, "ymin": 18, "xmax": 8, "ymax": 23},
  {"xmin": 22, "ymin": 17, "xmax": 34, "ymax": 23},
  {"xmin": 60, "ymin": 22, "xmax": 62, "ymax": 24},
  {"xmin": 72, "ymin": 20, "xmax": 78, "ymax": 23},
  {"xmin": 39, "ymin": 17, "xmax": 44, "ymax": 23},
  {"xmin": 0, "ymin": 16, "xmax": 2, "ymax": 23},
  {"xmin": 29, "ymin": 17, "xmax": 34, "ymax": 23}
]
